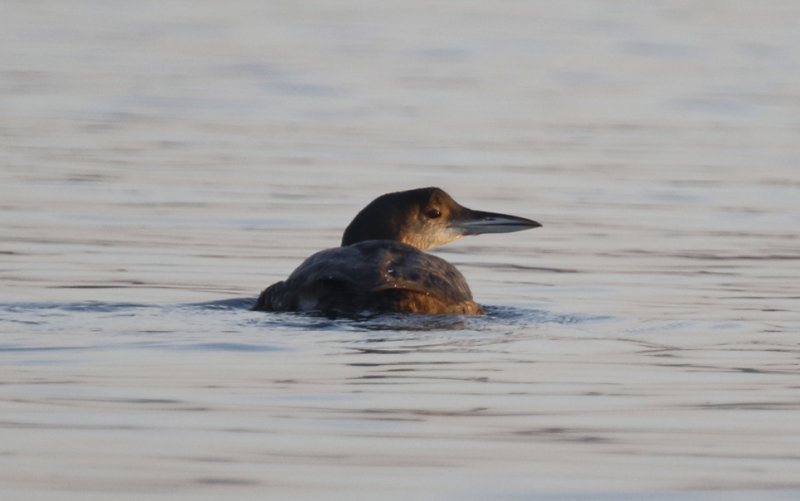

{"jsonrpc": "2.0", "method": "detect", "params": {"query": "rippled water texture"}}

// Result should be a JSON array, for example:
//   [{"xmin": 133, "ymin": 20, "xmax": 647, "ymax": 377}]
[{"xmin": 2, "ymin": 1, "xmax": 800, "ymax": 500}]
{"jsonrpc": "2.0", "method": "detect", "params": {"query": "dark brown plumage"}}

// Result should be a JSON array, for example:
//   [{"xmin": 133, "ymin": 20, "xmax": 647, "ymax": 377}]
[{"xmin": 255, "ymin": 240, "xmax": 484, "ymax": 315}]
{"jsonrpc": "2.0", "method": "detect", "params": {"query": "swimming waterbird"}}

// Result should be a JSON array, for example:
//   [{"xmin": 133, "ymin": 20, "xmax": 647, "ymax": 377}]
[{"xmin": 254, "ymin": 187, "xmax": 540, "ymax": 316}]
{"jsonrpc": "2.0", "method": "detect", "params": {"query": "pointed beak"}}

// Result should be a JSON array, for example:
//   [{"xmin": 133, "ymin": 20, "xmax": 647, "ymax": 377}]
[{"xmin": 454, "ymin": 208, "xmax": 541, "ymax": 236}]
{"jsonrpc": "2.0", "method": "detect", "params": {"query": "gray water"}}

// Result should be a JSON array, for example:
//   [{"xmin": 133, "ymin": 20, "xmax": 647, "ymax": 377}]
[{"xmin": 2, "ymin": 1, "xmax": 800, "ymax": 500}]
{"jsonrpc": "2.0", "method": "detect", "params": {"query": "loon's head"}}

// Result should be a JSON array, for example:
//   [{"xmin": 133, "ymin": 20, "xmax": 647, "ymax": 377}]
[{"xmin": 341, "ymin": 187, "xmax": 541, "ymax": 251}]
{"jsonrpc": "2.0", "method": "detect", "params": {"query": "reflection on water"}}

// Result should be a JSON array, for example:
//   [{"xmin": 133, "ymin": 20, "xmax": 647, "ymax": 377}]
[{"xmin": 2, "ymin": 0, "xmax": 800, "ymax": 499}]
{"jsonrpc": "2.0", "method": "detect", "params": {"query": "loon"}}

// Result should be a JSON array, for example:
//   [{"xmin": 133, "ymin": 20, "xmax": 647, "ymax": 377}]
[{"xmin": 254, "ymin": 187, "xmax": 540, "ymax": 316}]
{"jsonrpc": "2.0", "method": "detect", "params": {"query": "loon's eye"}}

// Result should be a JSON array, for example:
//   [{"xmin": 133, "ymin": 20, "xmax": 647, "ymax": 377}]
[{"xmin": 425, "ymin": 208, "xmax": 442, "ymax": 219}]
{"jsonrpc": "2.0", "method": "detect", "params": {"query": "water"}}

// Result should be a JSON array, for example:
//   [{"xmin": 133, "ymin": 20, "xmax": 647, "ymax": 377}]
[{"xmin": 2, "ymin": 1, "xmax": 800, "ymax": 499}]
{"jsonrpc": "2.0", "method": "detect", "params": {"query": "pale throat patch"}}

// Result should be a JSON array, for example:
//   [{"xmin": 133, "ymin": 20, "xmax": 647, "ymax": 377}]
[{"xmin": 400, "ymin": 226, "xmax": 463, "ymax": 251}]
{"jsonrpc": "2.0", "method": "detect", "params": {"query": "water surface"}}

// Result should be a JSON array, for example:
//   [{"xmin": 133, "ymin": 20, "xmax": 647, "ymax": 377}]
[{"xmin": 2, "ymin": 1, "xmax": 800, "ymax": 500}]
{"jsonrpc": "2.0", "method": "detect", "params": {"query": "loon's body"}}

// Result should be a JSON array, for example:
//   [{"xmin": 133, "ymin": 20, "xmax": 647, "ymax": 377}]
[
  {"xmin": 256, "ymin": 240, "xmax": 483, "ymax": 315},
  {"xmin": 254, "ymin": 187, "xmax": 540, "ymax": 316}
]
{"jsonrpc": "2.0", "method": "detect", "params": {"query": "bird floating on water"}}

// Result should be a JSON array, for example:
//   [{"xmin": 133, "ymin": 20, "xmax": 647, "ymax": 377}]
[{"xmin": 254, "ymin": 187, "xmax": 540, "ymax": 316}]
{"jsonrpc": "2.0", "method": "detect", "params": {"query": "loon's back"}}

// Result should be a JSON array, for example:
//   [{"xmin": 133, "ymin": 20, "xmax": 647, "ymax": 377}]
[{"xmin": 254, "ymin": 240, "xmax": 483, "ymax": 316}]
